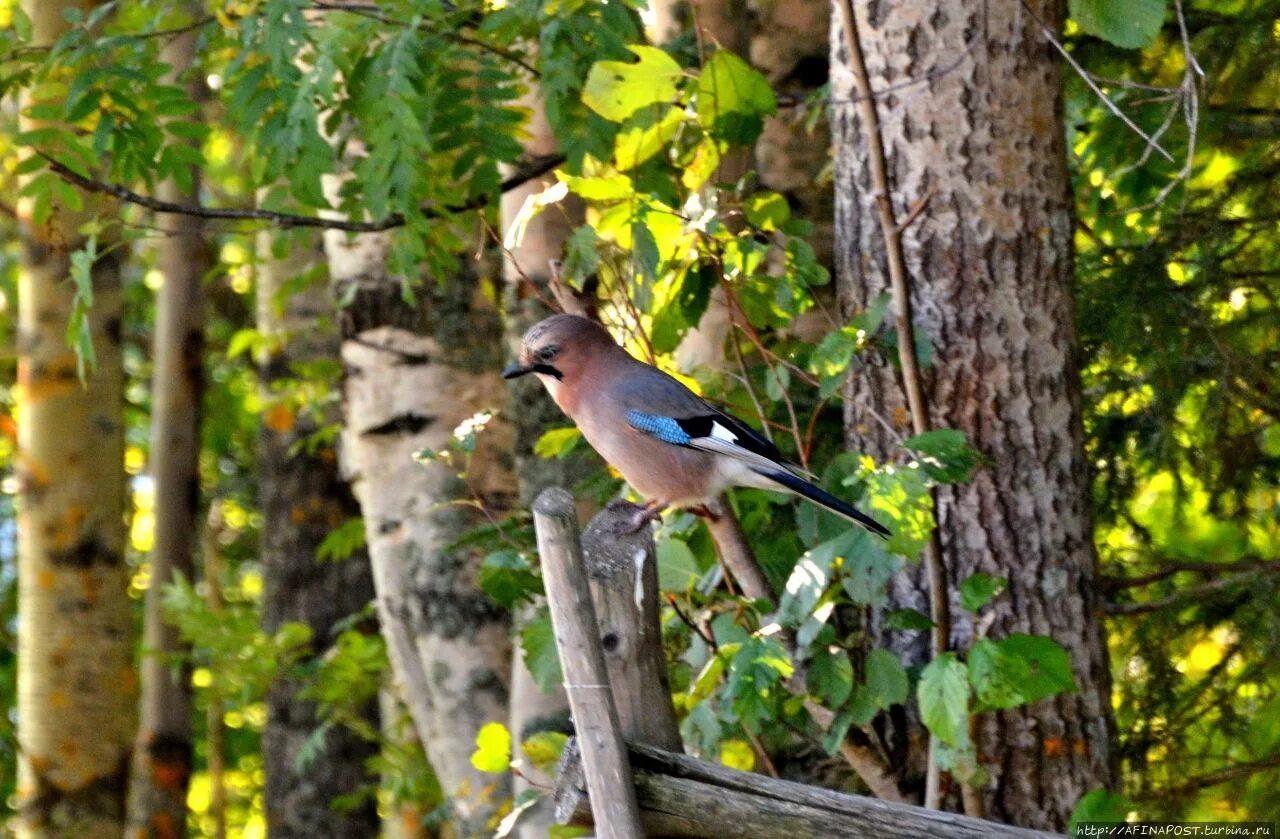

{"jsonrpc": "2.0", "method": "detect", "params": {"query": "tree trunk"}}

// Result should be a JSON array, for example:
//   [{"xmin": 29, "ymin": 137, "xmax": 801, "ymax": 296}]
[
  {"xmin": 14, "ymin": 3, "xmax": 134, "ymax": 835},
  {"xmin": 830, "ymin": 0, "xmax": 1113, "ymax": 828},
  {"xmin": 324, "ymin": 203, "xmax": 515, "ymax": 835},
  {"xmin": 127, "ymin": 19, "xmax": 208, "ymax": 836},
  {"xmin": 256, "ymin": 229, "xmax": 380, "ymax": 838}
]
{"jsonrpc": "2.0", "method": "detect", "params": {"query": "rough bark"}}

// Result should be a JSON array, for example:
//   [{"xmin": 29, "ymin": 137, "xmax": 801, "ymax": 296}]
[
  {"xmin": 256, "ymin": 228, "xmax": 379, "ymax": 838},
  {"xmin": 14, "ymin": 5, "xmax": 134, "ymax": 836},
  {"xmin": 830, "ymin": 0, "xmax": 1113, "ymax": 828},
  {"xmin": 126, "ymin": 19, "xmax": 208, "ymax": 836},
  {"xmin": 324, "ymin": 193, "xmax": 515, "ymax": 835}
]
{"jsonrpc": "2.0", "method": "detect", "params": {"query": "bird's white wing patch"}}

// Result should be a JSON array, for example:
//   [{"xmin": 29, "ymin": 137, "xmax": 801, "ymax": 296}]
[{"xmin": 709, "ymin": 421, "xmax": 739, "ymax": 443}]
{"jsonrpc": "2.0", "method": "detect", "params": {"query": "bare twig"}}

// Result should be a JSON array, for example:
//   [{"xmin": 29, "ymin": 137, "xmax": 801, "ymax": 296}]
[
  {"xmin": 1139, "ymin": 753, "xmax": 1280, "ymax": 800},
  {"xmin": 1019, "ymin": 0, "xmax": 1174, "ymax": 163},
  {"xmin": 1105, "ymin": 568, "xmax": 1275, "ymax": 616},
  {"xmin": 1100, "ymin": 556, "xmax": 1280, "ymax": 591},
  {"xmin": 43, "ymin": 153, "xmax": 565, "ymax": 232},
  {"xmin": 835, "ymin": 0, "xmax": 951, "ymax": 809}
]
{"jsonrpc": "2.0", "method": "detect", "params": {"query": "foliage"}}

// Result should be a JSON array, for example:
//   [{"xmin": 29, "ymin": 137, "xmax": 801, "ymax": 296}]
[{"xmin": 0, "ymin": 0, "xmax": 1273, "ymax": 829}]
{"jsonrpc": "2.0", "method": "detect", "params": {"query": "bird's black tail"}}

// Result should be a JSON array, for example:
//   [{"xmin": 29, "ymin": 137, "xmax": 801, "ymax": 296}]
[{"xmin": 755, "ymin": 468, "xmax": 891, "ymax": 538}]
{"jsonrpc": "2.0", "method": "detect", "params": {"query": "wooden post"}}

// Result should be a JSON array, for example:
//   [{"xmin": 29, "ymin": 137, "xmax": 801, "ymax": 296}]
[
  {"xmin": 581, "ymin": 502, "xmax": 682, "ymax": 751},
  {"xmin": 533, "ymin": 488, "xmax": 645, "ymax": 839}
]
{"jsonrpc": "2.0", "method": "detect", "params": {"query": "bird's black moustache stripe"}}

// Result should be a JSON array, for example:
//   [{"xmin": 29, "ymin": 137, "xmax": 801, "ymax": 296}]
[{"xmin": 532, "ymin": 363, "xmax": 563, "ymax": 380}]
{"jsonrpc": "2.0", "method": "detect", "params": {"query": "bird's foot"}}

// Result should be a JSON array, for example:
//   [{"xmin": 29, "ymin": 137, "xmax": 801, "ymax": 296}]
[{"xmin": 604, "ymin": 499, "xmax": 667, "ymax": 534}]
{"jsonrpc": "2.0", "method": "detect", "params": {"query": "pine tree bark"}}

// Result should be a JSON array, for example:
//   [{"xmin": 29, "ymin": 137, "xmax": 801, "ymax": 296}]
[
  {"xmin": 127, "ymin": 19, "xmax": 208, "ymax": 836},
  {"xmin": 14, "ymin": 3, "xmax": 134, "ymax": 835},
  {"xmin": 256, "ymin": 230, "xmax": 379, "ymax": 838},
  {"xmin": 323, "ymin": 191, "xmax": 515, "ymax": 835},
  {"xmin": 830, "ymin": 0, "xmax": 1113, "ymax": 828}
]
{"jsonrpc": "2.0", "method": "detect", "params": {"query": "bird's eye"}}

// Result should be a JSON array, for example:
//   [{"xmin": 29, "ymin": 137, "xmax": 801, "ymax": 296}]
[{"xmin": 536, "ymin": 346, "xmax": 559, "ymax": 363}]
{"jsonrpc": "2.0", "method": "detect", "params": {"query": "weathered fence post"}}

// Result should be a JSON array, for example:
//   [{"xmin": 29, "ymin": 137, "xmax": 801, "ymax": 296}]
[
  {"xmin": 533, "ymin": 488, "xmax": 645, "ymax": 839},
  {"xmin": 581, "ymin": 503, "xmax": 682, "ymax": 751}
]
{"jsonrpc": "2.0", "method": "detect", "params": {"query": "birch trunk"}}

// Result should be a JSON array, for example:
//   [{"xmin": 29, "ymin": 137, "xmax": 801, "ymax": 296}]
[
  {"xmin": 127, "ymin": 19, "xmax": 209, "ymax": 835},
  {"xmin": 256, "ymin": 229, "xmax": 379, "ymax": 837},
  {"xmin": 14, "ymin": 3, "xmax": 134, "ymax": 835},
  {"xmin": 324, "ymin": 196, "xmax": 515, "ymax": 835},
  {"xmin": 830, "ymin": 0, "xmax": 1113, "ymax": 827}
]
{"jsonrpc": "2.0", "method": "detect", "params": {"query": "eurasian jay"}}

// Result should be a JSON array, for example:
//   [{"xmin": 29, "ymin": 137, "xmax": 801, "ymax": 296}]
[{"xmin": 503, "ymin": 314, "xmax": 890, "ymax": 537}]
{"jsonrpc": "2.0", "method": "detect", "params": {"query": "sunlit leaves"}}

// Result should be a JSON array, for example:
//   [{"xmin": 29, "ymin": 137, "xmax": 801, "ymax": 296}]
[
  {"xmin": 533, "ymin": 427, "xmax": 583, "ymax": 460},
  {"xmin": 582, "ymin": 45, "xmax": 682, "ymax": 122},
  {"xmin": 695, "ymin": 51, "xmax": 776, "ymax": 145},
  {"xmin": 470, "ymin": 722, "xmax": 512, "ymax": 774}
]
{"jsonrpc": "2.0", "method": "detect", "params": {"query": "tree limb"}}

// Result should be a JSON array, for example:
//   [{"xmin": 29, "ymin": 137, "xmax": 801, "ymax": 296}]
[{"xmin": 41, "ymin": 152, "xmax": 566, "ymax": 232}]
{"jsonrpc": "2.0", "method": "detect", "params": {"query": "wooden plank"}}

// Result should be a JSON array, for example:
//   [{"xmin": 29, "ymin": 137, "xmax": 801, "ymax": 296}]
[
  {"xmin": 558, "ymin": 742, "xmax": 1062, "ymax": 839},
  {"xmin": 581, "ymin": 503, "xmax": 682, "ymax": 751},
  {"xmin": 533, "ymin": 488, "xmax": 645, "ymax": 839}
]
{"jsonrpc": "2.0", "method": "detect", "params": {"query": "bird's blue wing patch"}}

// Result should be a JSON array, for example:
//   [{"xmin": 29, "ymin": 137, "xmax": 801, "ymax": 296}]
[{"xmin": 626, "ymin": 410, "xmax": 693, "ymax": 446}]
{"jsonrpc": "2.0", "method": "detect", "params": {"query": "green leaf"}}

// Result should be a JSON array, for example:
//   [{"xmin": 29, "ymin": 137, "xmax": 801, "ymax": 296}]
[
  {"xmin": 650, "ymin": 265, "xmax": 714, "ymax": 353},
  {"xmin": 1070, "ymin": 789, "xmax": 1135, "ymax": 833},
  {"xmin": 849, "ymin": 648, "xmax": 909, "ymax": 725},
  {"xmin": 777, "ymin": 539, "xmax": 838, "ymax": 627},
  {"xmin": 884, "ymin": 608, "xmax": 934, "ymax": 631},
  {"xmin": 470, "ymin": 722, "xmax": 511, "ymax": 773},
  {"xmin": 521, "ymin": 730, "xmax": 569, "ymax": 774},
  {"xmin": 724, "ymin": 636, "xmax": 793, "ymax": 731},
  {"xmin": 632, "ymin": 219, "xmax": 661, "ymax": 280},
  {"xmin": 695, "ymin": 51, "xmax": 777, "ymax": 145},
  {"xmin": 316, "ymin": 518, "xmax": 366, "ymax": 563},
  {"xmin": 821, "ymin": 708, "xmax": 854, "ymax": 756},
  {"xmin": 657, "ymin": 537, "xmax": 703, "ymax": 590},
  {"xmin": 903, "ymin": 428, "xmax": 981, "ymax": 484},
  {"xmin": 521, "ymin": 611, "xmax": 563, "ymax": 694},
  {"xmin": 479, "ymin": 551, "xmax": 543, "ymax": 608},
  {"xmin": 614, "ymin": 105, "xmax": 683, "ymax": 170},
  {"xmin": 808, "ymin": 647, "xmax": 853, "ymax": 707},
  {"xmin": 583, "ymin": 46, "xmax": 683, "ymax": 123},
  {"xmin": 561, "ymin": 227, "xmax": 601, "ymax": 288},
  {"xmin": 743, "ymin": 192, "xmax": 791, "ymax": 231},
  {"xmin": 918, "ymin": 653, "xmax": 970, "ymax": 747},
  {"xmin": 839, "ymin": 530, "xmax": 902, "ymax": 607},
  {"xmin": 969, "ymin": 634, "xmax": 1076, "ymax": 712},
  {"xmin": 1069, "ymin": 0, "xmax": 1166, "ymax": 49},
  {"xmin": 560, "ymin": 171, "xmax": 633, "ymax": 201},
  {"xmin": 534, "ymin": 427, "xmax": 583, "ymax": 460},
  {"xmin": 958, "ymin": 573, "xmax": 1008, "ymax": 612}
]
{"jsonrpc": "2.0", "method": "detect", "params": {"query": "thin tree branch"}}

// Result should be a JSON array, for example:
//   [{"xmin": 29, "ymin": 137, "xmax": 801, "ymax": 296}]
[
  {"xmin": 1105, "ymin": 568, "xmax": 1275, "ymax": 616},
  {"xmin": 1140, "ymin": 753, "xmax": 1280, "ymax": 800},
  {"xmin": 1100, "ymin": 557, "xmax": 1280, "ymax": 592},
  {"xmin": 42, "ymin": 153, "xmax": 565, "ymax": 232},
  {"xmin": 1019, "ymin": 0, "xmax": 1175, "ymax": 163},
  {"xmin": 835, "ymin": 0, "xmax": 951, "ymax": 810}
]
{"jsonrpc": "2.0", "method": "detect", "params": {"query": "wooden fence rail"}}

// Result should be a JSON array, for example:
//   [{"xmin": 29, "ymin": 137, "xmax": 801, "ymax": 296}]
[{"xmin": 530, "ymin": 487, "xmax": 1065, "ymax": 839}]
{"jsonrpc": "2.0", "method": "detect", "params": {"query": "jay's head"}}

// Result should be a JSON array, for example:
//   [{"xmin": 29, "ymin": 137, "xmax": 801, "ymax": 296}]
[{"xmin": 503, "ymin": 314, "xmax": 615, "ymax": 386}]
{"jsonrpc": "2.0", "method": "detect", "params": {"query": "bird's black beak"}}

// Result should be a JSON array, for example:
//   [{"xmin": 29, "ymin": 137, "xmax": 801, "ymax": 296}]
[{"xmin": 502, "ymin": 361, "xmax": 532, "ymax": 380}]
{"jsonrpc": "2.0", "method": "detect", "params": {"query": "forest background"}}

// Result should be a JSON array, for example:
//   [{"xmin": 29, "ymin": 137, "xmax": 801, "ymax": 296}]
[{"xmin": 0, "ymin": 0, "xmax": 1276, "ymax": 836}]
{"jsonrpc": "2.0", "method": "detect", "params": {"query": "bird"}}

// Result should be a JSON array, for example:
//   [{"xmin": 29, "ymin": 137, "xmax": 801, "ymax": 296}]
[{"xmin": 503, "ymin": 314, "xmax": 890, "ymax": 537}]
